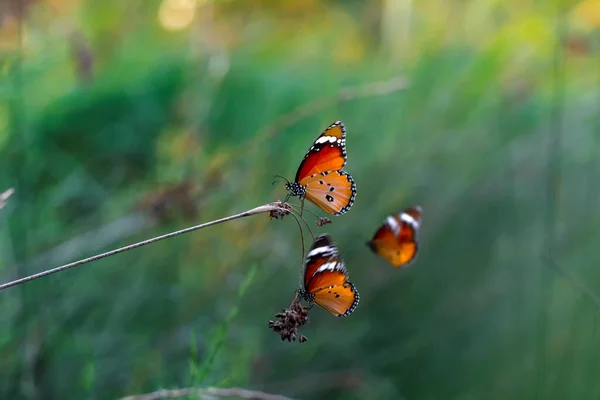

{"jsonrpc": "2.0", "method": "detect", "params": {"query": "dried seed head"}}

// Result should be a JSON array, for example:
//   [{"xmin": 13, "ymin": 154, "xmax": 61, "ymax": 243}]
[
  {"xmin": 268, "ymin": 299, "xmax": 310, "ymax": 342},
  {"xmin": 269, "ymin": 202, "xmax": 292, "ymax": 220},
  {"xmin": 316, "ymin": 217, "xmax": 332, "ymax": 227}
]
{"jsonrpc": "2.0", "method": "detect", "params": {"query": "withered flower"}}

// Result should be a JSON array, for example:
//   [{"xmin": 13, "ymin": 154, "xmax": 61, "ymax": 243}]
[
  {"xmin": 316, "ymin": 217, "xmax": 332, "ymax": 227},
  {"xmin": 268, "ymin": 299, "xmax": 310, "ymax": 343},
  {"xmin": 269, "ymin": 202, "xmax": 292, "ymax": 220}
]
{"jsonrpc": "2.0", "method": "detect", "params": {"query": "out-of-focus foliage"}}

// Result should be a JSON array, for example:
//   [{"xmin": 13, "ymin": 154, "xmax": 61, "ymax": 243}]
[{"xmin": 1, "ymin": 0, "xmax": 600, "ymax": 399}]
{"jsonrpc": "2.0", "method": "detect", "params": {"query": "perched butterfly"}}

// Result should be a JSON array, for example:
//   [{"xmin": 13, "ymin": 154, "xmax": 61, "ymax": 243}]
[
  {"xmin": 367, "ymin": 206, "xmax": 422, "ymax": 268},
  {"xmin": 300, "ymin": 234, "xmax": 359, "ymax": 317},
  {"xmin": 281, "ymin": 121, "xmax": 357, "ymax": 215}
]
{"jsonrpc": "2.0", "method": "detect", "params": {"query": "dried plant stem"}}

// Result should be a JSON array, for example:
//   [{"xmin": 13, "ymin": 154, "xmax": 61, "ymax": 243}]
[
  {"xmin": 278, "ymin": 204, "xmax": 309, "ymax": 292},
  {"xmin": 0, "ymin": 202, "xmax": 289, "ymax": 292},
  {"xmin": 285, "ymin": 211, "xmax": 307, "ymax": 276},
  {"xmin": 120, "ymin": 387, "xmax": 297, "ymax": 400},
  {"xmin": 286, "ymin": 203, "xmax": 317, "ymax": 239}
]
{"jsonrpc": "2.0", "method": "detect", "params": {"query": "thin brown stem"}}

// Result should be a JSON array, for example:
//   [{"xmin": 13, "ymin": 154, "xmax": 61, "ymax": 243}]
[
  {"xmin": 0, "ymin": 202, "xmax": 289, "ymax": 292},
  {"xmin": 119, "ymin": 386, "xmax": 297, "ymax": 400},
  {"xmin": 285, "ymin": 211, "xmax": 306, "ymax": 274},
  {"xmin": 287, "ymin": 204, "xmax": 315, "ymax": 240},
  {"xmin": 278, "ymin": 206, "xmax": 310, "ymax": 292},
  {"xmin": 296, "ymin": 206, "xmax": 322, "ymax": 222}
]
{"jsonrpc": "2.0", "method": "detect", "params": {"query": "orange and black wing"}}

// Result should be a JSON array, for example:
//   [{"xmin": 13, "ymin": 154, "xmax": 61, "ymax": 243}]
[
  {"xmin": 311, "ymin": 280, "xmax": 359, "ymax": 317},
  {"xmin": 367, "ymin": 206, "xmax": 422, "ymax": 267},
  {"xmin": 301, "ymin": 170, "xmax": 356, "ymax": 215},
  {"xmin": 294, "ymin": 121, "xmax": 347, "ymax": 183},
  {"xmin": 303, "ymin": 234, "xmax": 359, "ymax": 317}
]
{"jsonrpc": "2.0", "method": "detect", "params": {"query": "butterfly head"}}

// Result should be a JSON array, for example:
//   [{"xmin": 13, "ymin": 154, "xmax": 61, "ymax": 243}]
[
  {"xmin": 285, "ymin": 181, "xmax": 306, "ymax": 199},
  {"xmin": 298, "ymin": 288, "xmax": 315, "ymax": 303}
]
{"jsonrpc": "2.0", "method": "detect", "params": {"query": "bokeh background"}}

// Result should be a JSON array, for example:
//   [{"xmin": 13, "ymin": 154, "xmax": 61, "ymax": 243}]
[{"xmin": 1, "ymin": 0, "xmax": 600, "ymax": 399}]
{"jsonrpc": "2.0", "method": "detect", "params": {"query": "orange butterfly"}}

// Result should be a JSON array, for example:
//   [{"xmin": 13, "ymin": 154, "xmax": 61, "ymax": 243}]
[
  {"xmin": 281, "ymin": 121, "xmax": 357, "ymax": 215},
  {"xmin": 367, "ymin": 206, "xmax": 422, "ymax": 267},
  {"xmin": 300, "ymin": 234, "xmax": 359, "ymax": 317}
]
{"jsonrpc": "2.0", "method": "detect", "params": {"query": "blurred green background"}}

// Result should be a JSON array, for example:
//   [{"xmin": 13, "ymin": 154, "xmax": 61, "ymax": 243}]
[{"xmin": 1, "ymin": 0, "xmax": 600, "ymax": 399}]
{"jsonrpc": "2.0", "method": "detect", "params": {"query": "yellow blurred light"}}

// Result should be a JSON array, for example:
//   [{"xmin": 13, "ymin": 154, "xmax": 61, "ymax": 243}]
[
  {"xmin": 158, "ymin": 0, "xmax": 199, "ymax": 31},
  {"xmin": 0, "ymin": 16, "xmax": 27, "ymax": 51},
  {"xmin": 573, "ymin": 0, "xmax": 600, "ymax": 30}
]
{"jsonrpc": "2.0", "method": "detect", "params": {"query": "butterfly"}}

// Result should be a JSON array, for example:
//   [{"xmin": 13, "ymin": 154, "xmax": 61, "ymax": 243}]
[
  {"xmin": 367, "ymin": 206, "xmax": 422, "ymax": 267},
  {"xmin": 300, "ymin": 234, "xmax": 359, "ymax": 317},
  {"xmin": 281, "ymin": 121, "xmax": 357, "ymax": 215}
]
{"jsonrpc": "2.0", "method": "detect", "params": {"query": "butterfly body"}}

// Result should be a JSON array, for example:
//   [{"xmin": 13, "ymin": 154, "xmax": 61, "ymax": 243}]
[
  {"xmin": 284, "ymin": 121, "xmax": 357, "ymax": 215},
  {"xmin": 300, "ymin": 234, "xmax": 359, "ymax": 317},
  {"xmin": 367, "ymin": 206, "xmax": 422, "ymax": 267}
]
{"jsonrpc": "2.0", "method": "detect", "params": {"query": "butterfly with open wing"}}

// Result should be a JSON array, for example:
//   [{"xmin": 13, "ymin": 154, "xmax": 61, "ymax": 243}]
[
  {"xmin": 280, "ymin": 121, "xmax": 357, "ymax": 215},
  {"xmin": 299, "ymin": 234, "xmax": 360, "ymax": 317},
  {"xmin": 367, "ymin": 206, "xmax": 422, "ymax": 268}
]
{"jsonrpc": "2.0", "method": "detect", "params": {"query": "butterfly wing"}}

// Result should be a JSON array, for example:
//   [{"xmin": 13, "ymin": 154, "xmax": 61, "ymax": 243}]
[
  {"xmin": 303, "ymin": 234, "xmax": 338, "ymax": 283},
  {"xmin": 288, "ymin": 121, "xmax": 356, "ymax": 215},
  {"xmin": 311, "ymin": 281, "xmax": 359, "ymax": 317},
  {"xmin": 303, "ymin": 234, "xmax": 359, "ymax": 317},
  {"xmin": 294, "ymin": 121, "xmax": 347, "ymax": 182},
  {"xmin": 367, "ymin": 206, "xmax": 422, "ymax": 267},
  {"xmin": 301, "ymin": 170, "xmax": 356, "ymax": 215}
]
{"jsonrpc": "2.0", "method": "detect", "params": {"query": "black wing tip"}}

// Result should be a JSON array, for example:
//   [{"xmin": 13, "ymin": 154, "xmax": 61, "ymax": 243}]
[
  {"xmin": 309, "ymin": 234, "xmax": 341, "ymax": 257},
  {"xmin": 408, "ymin": 205, "xmax": 423, "ymax": 218},
  {"xmin": 313, "ymin": 233, "xmax": 334, "ymax": 247},
  {"xmin": 403, "ymin": 205, "xmax": 423, "ymax": 221},
  {"xmin": 366, "ymin": 240, "xmax": 376, "ymax": 252}
]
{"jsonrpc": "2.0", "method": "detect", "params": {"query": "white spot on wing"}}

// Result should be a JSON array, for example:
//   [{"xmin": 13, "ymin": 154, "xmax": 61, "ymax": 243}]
[
  {"xmin": 316, "ymin": 261, "xmax": 339, "ymax": 273},
  {"xmin": 307, "ymin": 246, "xmax": 336, "ymax": 258},
  {"xmin": 386, "ymin": 216, "xmax": 401, "ymax": 234},
  {"xmin": 315, "ymin": 136, "xmax": 337, "ymax": 144},
  {"xmin": 400, "ymin": 213, "xmax": 419, "ymax": 228}
]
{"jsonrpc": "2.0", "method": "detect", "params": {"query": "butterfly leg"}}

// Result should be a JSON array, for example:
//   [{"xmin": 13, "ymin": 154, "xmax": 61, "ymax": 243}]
[
  {"xmin": 298, "ymin": 195, "xmax": 306, "ymax": 217},
  {"xmin": 297, "ymin": 289, "xmax": 315, "ymax": 310}
]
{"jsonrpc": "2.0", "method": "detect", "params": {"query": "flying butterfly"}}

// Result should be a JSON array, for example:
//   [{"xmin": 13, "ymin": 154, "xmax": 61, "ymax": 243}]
[
  {"xmin": 300, "ymin": 234, "xmax": 359, "ymax": 317},
  {"xmin": 367, "ymin": 206, "xmax": 422, "ymax": 268},
  {"xmin": 280, "ymin": 121, "xmax": 357, "ymax": 215}
]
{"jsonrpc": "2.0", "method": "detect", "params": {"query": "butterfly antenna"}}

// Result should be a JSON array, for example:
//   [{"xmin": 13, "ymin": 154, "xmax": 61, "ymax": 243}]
[{"xmin": 272, "ymin": 174, "xmax": 290, "ymax": 187}]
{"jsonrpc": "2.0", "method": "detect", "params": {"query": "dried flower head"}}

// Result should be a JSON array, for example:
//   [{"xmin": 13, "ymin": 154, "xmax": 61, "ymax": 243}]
[
  {"xmin": 316, "ymin": 217, "xmax": 332, "ymax": 227},
  {"xmin": 268, "ymin": 299, "xmax": 310, "ymax": 342},
  {"xmin": 269, "ymin": 201, "xmax": 292, "ymax": 220}
]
